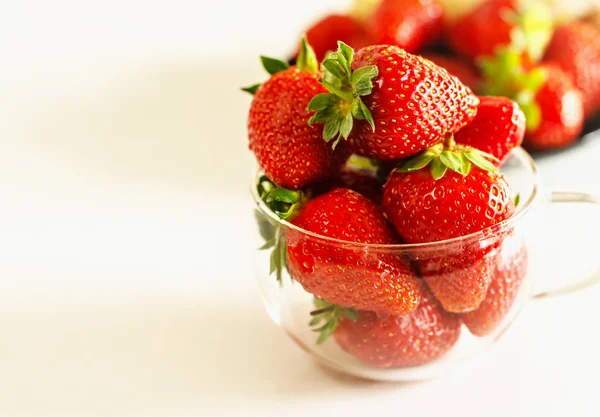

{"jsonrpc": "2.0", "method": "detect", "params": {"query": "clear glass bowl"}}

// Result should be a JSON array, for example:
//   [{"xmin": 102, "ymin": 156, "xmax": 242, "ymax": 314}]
[{"xmin": 251, "ymin": 148, "xmax": 599, "ymax": 381}]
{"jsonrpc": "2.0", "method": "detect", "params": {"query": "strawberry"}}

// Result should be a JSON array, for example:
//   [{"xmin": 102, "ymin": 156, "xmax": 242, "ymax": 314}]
[
  {"xmin": 448, "ymin": 0, "xmax": 552, "ymax": 62},
  {"xmin": 462, "ymin": 234, "xmax": 528, "ymax": 337},
  {"xmin": 308, "ymin": 43, "xmax": 479, "ymax": 160},
  {"xmin": 245, "ymin": 39, "xmax": 350, "ymax": 190},
  {"xmin": 322, "ymin": 285, "xmax": 461, "ymax": 368},
  {"xmin": 454, "ymin": 96, "xmax": 525, "ymax": 164},
  {"xmin": 286, "ymin": 188, "xmax": 422, "ymax": 316},
  {"xmin": 383, "ymin": 138, "xmax": 515, "ymax": 312},
  {"xmin": 447, "ymin": 0, "xmax": 516, "ymax": 60},
  {"xmin": 543, "ymin": 21, "xmax": 600, "ymax": 118},
  {"xmin": 367, "ymin": 0, "xmax": 444, "ymax": 53},
  {"xmin": 421, "ymin": 53, "xmax": 481, "ymax": 92},
  {"xmin": 523, "ymin": 65, "xmax": 584, "ymax": 150},
  {"xmin": 298, "ymin": 14, "xmax": 372, "ymax": 62},
  {"xmin": 481, "ymin": 47, "xmax": 584, "ymax": 151}
]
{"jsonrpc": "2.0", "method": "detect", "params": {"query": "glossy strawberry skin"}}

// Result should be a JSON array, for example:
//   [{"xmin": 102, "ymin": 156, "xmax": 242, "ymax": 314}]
[
  {"xmin": 248, "ymin": 67, "xmax": 350, "ymax": 189},
  {"xmin": 367, "ymin": 0, "xmax": 444, "ymax": 53},
  {"xmin": 348, "ymin": 45, "xmax": 479, "ymax": 160},
  {"xmin": 286, "ymin": 189, "xmax": 422, "ymax": 316},
  {"xmin": 335, "ymin": 285, "xmax": 461, "ymax": 368},
  {"xmin": 455, "ymin": 96, "xmax": 525, "ymax": 165},
  {"xmin": 422, "ymin": 53, "xmax": 481, "ymax": 92},
  {"xmin": 300, "ymin": 14, "xmax": 372, "ymax": 62},
  {"xmin": 383, "ymin": 167, "xmax": 514, "ymax": 312},
  {"xmin": 543, "ymin": 21, "xmax": 600, "ymax": 118},
  {"xmin": 462, "ymin": 235, "xmax": 528, "ymax": 337},
  {"xmin": 448, "ymin": 0, "xmax": 516, "ymax": 60},
  {"xmin": 524, "ymin": 65, "xmax": 584, "ymax": 150}
]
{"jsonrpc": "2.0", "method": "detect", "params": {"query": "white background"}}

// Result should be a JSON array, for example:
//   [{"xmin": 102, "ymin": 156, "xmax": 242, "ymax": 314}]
[{"xmin": 1, "ymin": 1, "xmax": 600, "ymax": 416}]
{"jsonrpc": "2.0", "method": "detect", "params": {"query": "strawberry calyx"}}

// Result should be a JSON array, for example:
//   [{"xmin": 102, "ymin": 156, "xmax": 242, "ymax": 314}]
[
  {"xmin": 257, "ymin": 176, "xmax": 306, "ymax": 284},
  {"xmin": 242, "ymin": 37, "xmax": 319, "ymax": 95},
  {"xmin": 479, "ymin": 47, "xmax": 546, "ymax": 132},
  {"xmin": 397, "ymin": 135, "xmax": 498, "ymax": 180},
  {"xmin": 310, "ymin": 298, "xmax": 359, "ymax": 344},
  {"xmin": 503, "ymin": 1, "xmax": 553, "ymax": 63},
  {"xmin": 307, "ymin": 41, "xmax": 378, "ymax": 148},
  {"xmin": 478, "ymin": 1, "xmax": 553, "ymax": 132}
]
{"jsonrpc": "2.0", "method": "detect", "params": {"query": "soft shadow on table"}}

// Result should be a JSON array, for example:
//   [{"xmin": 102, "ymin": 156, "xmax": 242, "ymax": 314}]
[
  {"xmin": 0, "ymin": 296, "xmax": 389, "ymax": 417},
  {"xmin": 24, "ymin": 61, "xmax": 258, "ymax": 195}
]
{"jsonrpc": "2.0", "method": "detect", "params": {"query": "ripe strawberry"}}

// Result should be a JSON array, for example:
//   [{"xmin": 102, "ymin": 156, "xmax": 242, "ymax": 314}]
[
  {"xmin": 524, "ymin": 65, "xmax": 584, "ymax": 150},
  {"xmin": 462, "ymin": 234, "xmax": 528, "ymax": 337},
  {"xmin": 308, "ymin": 43, "xmax": 479, "ymax": 160},
  {"xmin": 331, "ymin": 285, "xmax": 461, "ymax": 368},
  {"xmin": 367, "ymin": 0, "xmax": 444, "ymax": 53},
  {"xmin": 448, "ymin": 0, "xmax": 552, "ymax": 62},
  {"xmin": 455, "ymin": 96, "xmax": 525, "ymax": 164},
  {"xmin": 383, "ymin": 139, "xmax": 515, "ymax": 312},
  {"xmin": 286, "ymin": 188, "xmax": 422, "ymax": 316},
  {"xmin": 298, "ymin": 14, "xmax": 372, "ymax": 62},
  {"xmin": 246, "ymin": 40, "xmax": 350, "ymax": 190},
  {"xmin": 448, "ymin": 0, "xmax": 515, "ymax": 60},
  {"xmin": 543, "ymin": 21, "xmax": 600, "ymax": 117},
  {"xmin": 422, "ymin": 53, "xmax": 481, "ymax": 92}
]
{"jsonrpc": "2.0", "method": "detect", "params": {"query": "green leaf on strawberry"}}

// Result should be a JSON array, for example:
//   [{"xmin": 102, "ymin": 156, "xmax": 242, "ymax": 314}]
[
  {"xmin": 310, "ymin": 298, "xmax": 358, "ymax": 344},
  {"xmin": 479, "ymin": 47, "xmax": 547, "ymax": 132},
  {"xmin": 504, "ymin": 1, "xmax": 553, "ymax": 63},
  {"xmin": 397, "ymin": 136, "xmax": 498, "ymax": 180},
  {"xmin": 256, "ymin": 176, "xmax": 306, "ymax": 285},
  {"xmin": 241, "ymin": 37, "xmax": 318, "ymax": 95},
  {"xmin": 307, "ymin": 41, "xmax": 378, "ymax": 148}
]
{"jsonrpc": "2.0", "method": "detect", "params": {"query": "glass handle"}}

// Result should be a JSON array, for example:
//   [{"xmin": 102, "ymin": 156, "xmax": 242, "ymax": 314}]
[{"xmin": 534, "ymin": 190, "xmax": 600, "ymax": 299}]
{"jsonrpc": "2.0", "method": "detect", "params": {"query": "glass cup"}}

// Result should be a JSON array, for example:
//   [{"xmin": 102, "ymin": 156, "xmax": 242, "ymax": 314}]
[{"xmin": 252, "ymin": 147, "xmax": 600, "ymax": 381}]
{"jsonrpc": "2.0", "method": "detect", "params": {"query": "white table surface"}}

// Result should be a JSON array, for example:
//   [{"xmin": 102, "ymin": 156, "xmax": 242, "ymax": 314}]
[{"xmin": 2, "ymin": 1, "xmax": 600, "ymax": 416}]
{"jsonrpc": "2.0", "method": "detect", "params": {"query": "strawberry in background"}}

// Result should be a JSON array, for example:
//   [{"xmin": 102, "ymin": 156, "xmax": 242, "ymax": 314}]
[
  {"xmin": 447, "ymin": 0, "xmax": 516, "ymax": 60},
  {"xmin": 543, "ymin": 21, "xmax": 600, "ymax": 118},
  {"xmin": 298, "ymin": 14, "xmax": 372, "ymax": 62},
  {"xmin": 522, "ymin": 64, "xmax": 584, "ymax": 150},
  {"xmin": 480, "ymin": 47, "xmax": 584, "ymax": 150},
  {"xmin": 447, "ymin": 0, "xmax": 553, "ymax": 64},
  {"xmin": 367, "ymin": 0, "xmax": 444, "ymax": 52},
  {"xmin": 422, "ymin": 53, "xmax": 481, "ymax": 92}
]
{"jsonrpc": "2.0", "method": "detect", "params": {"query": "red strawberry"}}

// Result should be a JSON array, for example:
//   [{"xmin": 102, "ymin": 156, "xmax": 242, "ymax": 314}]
[
  {"xmin": 367, "ymin": 0, "xmax": 444, "ymax": 53},
  {"xmin": 462, "ymin": 235, "xmax": 528, "ymax": 337},
  {"xmin": 455, "ymin": 96, "xmax": 525, "ymax": 164},
  {"xmin": 422, "ymin": 53, "xmax": 481, "ymax": 92},
  {"xmin": 309, "ymin": 167, "xmax": 383, "ymax": 203},
  {"xmin": 286, "ymin": 188, "xmax": 422, "ymax": 316},
  {"xmin": 383, "ymin": 140, "xmax": 515, "ymax": 312},
  {"xmin": 308, "ymin": 43, "xmax": 479, "ymax": 160},
  {"xmin": 543, "ymin": 21, "xmax": 600, "ymax": 118},
  {"xmin": 332, "ymin": 286, "xmax": 461, "ymax": 368},
  {"xmin": 448, "ymin": 0, "xmax": 552, "ymax": 63},
  {"xmin": 524, "ymin": 65, "xmax": 584, "ymax": 150},
  {"xmin": 246, "ymin": 41, "xmax": 350, "ymax": 189},
  {"xmin": 448, "ymin": 0, "xmax": 516, "ymax": 60},
  {"xmin": 298, "ymin": 14, "xmax": 372, "ymax": 62}
]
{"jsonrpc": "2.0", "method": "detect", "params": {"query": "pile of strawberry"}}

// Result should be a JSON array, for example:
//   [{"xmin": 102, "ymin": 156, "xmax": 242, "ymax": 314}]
[
  {"xmin": 293, "ymin": 0, "xmax": 600, "ymax": 151},
  {"xmin": 245, "ymin": 38, "xmax": 529, "ymax": 368}
]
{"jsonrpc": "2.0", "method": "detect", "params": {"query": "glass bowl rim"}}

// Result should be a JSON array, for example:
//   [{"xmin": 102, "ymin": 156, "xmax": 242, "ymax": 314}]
[{"xmin": 252, "ymin": 147, "xmax": 540, "ymax": 250}]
